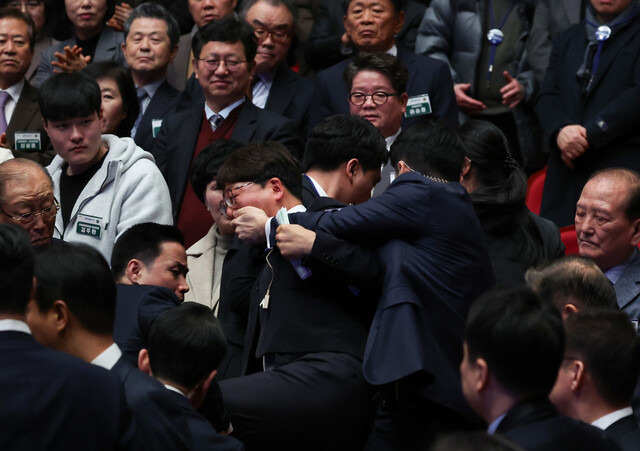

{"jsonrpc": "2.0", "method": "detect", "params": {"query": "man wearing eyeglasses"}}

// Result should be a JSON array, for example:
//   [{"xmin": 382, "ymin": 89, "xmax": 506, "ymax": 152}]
[
  {"xmin": 308, "ymin": 0, "xmax": 459, "ymax": 132},
  {"xmin": 240, "ymin": 0, "xmax": 313, "ymax": 136},
  {"xmin": 152, "ymin": 17, "xmax": 301, "ymax": 248},
  {"xmin": 345, "ymin": 52, "xmax": 408, "ymax": 194},
  {"xmin": 0, "ymin": 158, "xmax": 58, "ymax": 248}
]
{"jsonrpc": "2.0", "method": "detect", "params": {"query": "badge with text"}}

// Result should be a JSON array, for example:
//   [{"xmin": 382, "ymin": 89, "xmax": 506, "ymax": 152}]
[
  {"xmin": 405, "ymin": 94, "xmax": 432, "ymax": 118},
  {"xmin": 76, "ymin": 213, "xmax": 103, "ymax": 239},
  {"xmin": 152, "ymin": 119, "xmax": 163, "ymax": 138},
  {"xmin": 14, "ymin": 132, "xmax": 41, "ymax": 151}
]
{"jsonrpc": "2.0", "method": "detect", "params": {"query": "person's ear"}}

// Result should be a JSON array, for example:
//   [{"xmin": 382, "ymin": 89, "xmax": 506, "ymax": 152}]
[
  {"xmin": 393, "ymin": 10, "xmax": 405, "ymax": 35},
  {"xmin": 138, "ymin": 348, "xmax": 152, "ymax": 375},
  {"xmin": 568, "ymin": 359, "xmax": 585, "ymax": 392},
  {"xmin": 475, "ymin": 357, "xmax": 490, "ymax": 392},
  {"xmin": 126, "ymin": 259, "xmax": 145, "ymax": 284},
  {"xmin": 397, "ymin": 160, "xmax": 412, "ymax": 175},
  {"xmin": 630, "ymin": 218, "xmax": 640, "ymax": 247},
  {"xmin": 461, "ymin": 157, "xmax": 472, "ymax": 180},
  {"xmin": 346, "ymin": 158, "xmax": 360, "ymax": 181},
  {"xmin": 268, "ymin": 177, "xmax": 285, "ymax": 201},
  {"xmin": 562, "ymin": 303, "xmax": 579, "ymax": 320}
]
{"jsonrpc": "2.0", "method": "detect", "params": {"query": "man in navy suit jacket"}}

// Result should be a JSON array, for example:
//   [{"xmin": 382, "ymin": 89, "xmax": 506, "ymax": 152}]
[
  {"xmin": 122, "ymin": 4, "xmax": 181, "ymax": 153},
  {"xmin": 241, "ymin": 122, "xmax": 494, "ymax": 449},
  {"xmin": 0, "ymin": 224, "xmax": 134, "ymax": 451},
  {"xmin": 139, "ymin": 302, "xmax": 245, "ymax": 451},
  {"xmin": 27, "ymin": 243, "xmax": 192, "ymax": 450},
  {"xmin": 110, "ymin": 223, "xmax": 188, "ymax": 364},
  {"xmin": 308, "ymin": 0, "xmax": 459, "ymax": 132},
  {"xmin": 462, "ymin": 286, "xmax": 616, "ymax": 451},
  {"xmin": 549, "ymin": 310, "xmax": 640, "ymax": 451}
]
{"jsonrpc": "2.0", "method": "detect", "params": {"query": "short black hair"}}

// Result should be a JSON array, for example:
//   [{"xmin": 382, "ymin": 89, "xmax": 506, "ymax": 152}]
[
  {"xmin": 303, "ymin": 115, "xmax": 387, "ymax": 173},
  {"xmin": 39, "ymin": 71, "xmax": 101, "ymax": 122},
  {"xmin": 83, "ymin": 61, "xmax": 139, "ymax": 137},
  {"xmin": 192, "ymin": 16, "xmax": 258, "ymax": 61},
  {"xmin": 588, "ymin": 168, "xmax": 640, "ymax": 222},
  {"xmin": 147, "ymin": 302, "xmax": 227, "ymax": 389},
  {"xmin": 0, "ymin": 224, "xmax": 34, "ymax": 314},
  {"xmin": 465, "ymin": 285, "xmax": 564, "ymax": 396},
  {"xmin": 0, "ymin": 7, "xmax": 35, "ymax": 50},
  {"xmin": 190, "ymin": 140, "xmax": 242, "ymax": 205},
  {"xmin": 111, "ymin": 223, "xmax": 185, "ymax": 280},
  {"xmin": 526, "ymin": 256, "xmax": 618, "ymax": 313},
  {"xmin": 343, "ymin": 52, "xmax": 408, "ymax": 95},
  {"xmin": 217, "ymin": 141, "xmax": 302, "ymax": 200},
  {"xmin": 390, "ymin": 120, "xmax": 464, "ymax": 182},
  {"xmin": 564, "ymin": 310, "xmax": 640, "ymax": 406},
  {"xmin": 34, "ymin": 243, "xmax": 116, "ymax": 336},
  {"xmin": 123, "ymin": 2, "xmax": 180, "ymax": 47}
]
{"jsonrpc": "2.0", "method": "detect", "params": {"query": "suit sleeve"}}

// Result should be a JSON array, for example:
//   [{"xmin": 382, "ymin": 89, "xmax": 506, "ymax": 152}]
[
  {"xmin": 151, "ymin": 117, "xmax": 170, "ymax": 175},
  {"xmin": 290, "ymin": 178, "xmax": 428, "ymax": 241},
  {"xmin": 308, "ymin": 230, "xmax": 380, "ymax": 280}
]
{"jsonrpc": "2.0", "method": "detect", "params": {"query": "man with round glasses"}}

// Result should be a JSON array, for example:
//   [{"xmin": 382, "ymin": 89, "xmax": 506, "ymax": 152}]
[
  {"xmin": 0, "ymin": 158, "xmax": 58, "ymax": 248},
  {"xmin": 240, "ymin": 0, "xmax": 314, "ymax": 136},
  {"xmin": 345, "ymin": 52, "xmax": 408, "ymax": 193}
]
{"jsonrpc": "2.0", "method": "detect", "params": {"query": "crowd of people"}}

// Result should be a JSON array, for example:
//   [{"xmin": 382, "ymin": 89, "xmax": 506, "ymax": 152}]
[{"xmin": 1, "ymin": 0, "xmax": 640, "ymax": 449}]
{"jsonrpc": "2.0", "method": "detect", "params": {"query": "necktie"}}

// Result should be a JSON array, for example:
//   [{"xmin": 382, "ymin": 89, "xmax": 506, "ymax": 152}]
[
  {"xmin": 131, "ymin": 88, "xmax": 148, "ymax": 138},
  {"xmin": 210, "ymin": 114, "xmax": 224, "ymax": 131},
  {"xmin": 0, "ymin": 91, "xmax": 11, "ymax": 135}
]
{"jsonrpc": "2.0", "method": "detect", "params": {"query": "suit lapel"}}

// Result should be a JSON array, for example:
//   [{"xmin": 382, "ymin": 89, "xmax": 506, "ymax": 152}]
[
  {"xmin": 587, "ymin": 20, "xmax": 640, "ymax": 95},
  {"xmin": 136, "ymin": 81, "xmax": 179, "ymax": 146},
  {"xmin": 264, "ymin": 64, "xmax": 294, "ymax": 114},
  {"xmin": 614, "ymin": 257, "xmax": 640, "ymax": 309},
  {"xmin": 95, "ymin": 27, "xmax": 121, "ymax": 61},
  {"xmin": 232, "ymin": 101, "xmax": 258, "ymax": 142},
  {"xmin": 7, "ymin": 82, "xmax": 39, "ymax": 134}
]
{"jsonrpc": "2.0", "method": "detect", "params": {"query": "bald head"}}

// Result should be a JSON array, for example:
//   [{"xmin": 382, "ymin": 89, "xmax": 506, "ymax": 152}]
[{"xmin": 0, "ymin": 159, "xmax": 57, "ymax": 247}]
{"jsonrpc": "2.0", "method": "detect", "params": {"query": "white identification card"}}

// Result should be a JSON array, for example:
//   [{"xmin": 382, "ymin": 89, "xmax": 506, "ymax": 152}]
[
  {"xmin": 14, "ymin": 132, "xmax": 41, "ymax": 151},
  {"xmin": 76, "ymin": 213, "xmax": 103, "ymax": 239},
  {"xmin": 152, "ymin": 119, "xmax": 163, "ymax": 138},
  {"xmin": 405, "ymin": 94, "xmax": 432, "ymax": 118}
]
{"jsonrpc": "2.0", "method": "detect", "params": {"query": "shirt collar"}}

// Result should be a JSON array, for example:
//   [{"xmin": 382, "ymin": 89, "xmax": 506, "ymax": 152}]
[
  {"xmin": 487, "ymin": 412, "xmax": 507, "ymax": 435},
  {"xmin": 304, "ymin": 174, "xmax": 329, "ymax": 197},
  {"xmin": 0, "ymin": 318, "xmax": 31, "ymax": 334},
  {"xmin": 137, "ymin": 78, "xmax": 164, "ymax": 99},
  {"xmin": 91, "ymin": 342, "xmax": 123, "ymax": 370},
  {"xmin": 164, "ymin": 384, "xmax": 188, "ymax": 398},
  {"xmin": 385, "ymin": 127, "xmax": 402, "ymax": 151},
  {"xmin": 205, "ymin": 97, "xmax": 245, "ymax": 121},
  {"xmin": 592, "ymin": 407, "xmax": 634, "ymax": 430},
  {"xmin": 385, "ymin": 44, "xmax": 398, "ymax": 57},
  {"xmin": 2, "ymin": 78, "xmax": 25, "ymax": 102}
]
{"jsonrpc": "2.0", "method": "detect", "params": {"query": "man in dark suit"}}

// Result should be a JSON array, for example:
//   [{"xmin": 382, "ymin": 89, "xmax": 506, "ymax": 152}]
[
  {"xmin": 110, "ymin": 223, "xmax": 188, "ymax": 364},
  {"xmin": 240, "ymin": 0, "xmax": 313, "ymax": 136},
  {"xmin": 549, "ymin": 310, "xmax": 640, "ymax": 451},
  {"xmin": 153, "ymin": 17, "xmax": 301, "ymax": 246},
  {"xmin": 308, "ymin": 0, "xmax": 459, "ymax": 132},
  {"xmin": 27, "ymin": 243, "xmax": 192, "ymax": 450},
  {"xmin": 217, "ymin": 123, "xmax": 385, "ymax": 449},
  {"xmin": 122, "ymin": 3, "xmax": 181, "ymax": 154},
  {"xmin": 0, "ymin": 224, "xmax": 134, "ymax": 451},
  {"xmin": 0, "ymin": 9, "xmax": 52, "ymax": 164},
  {"xmin": 139, "ymin": 302, "xmax": 244, "ymax": 451},
  {"xmin": 237, "ymin": 122, "xmax": 494, "ymax": 449},
  {"xmin": 461, "ymin": 285, "xmax": 616, "ymax": 450},
  {"xmin": 535, "ymin": 0, "xmax": 640, "ymax": 227},
  {"xmin": 304, "ymin": 0, "xmax": 426, "ymax": 71},
  {"xmin": 574, "ymin": 169, "xmax": 640, "ymax": 327}
]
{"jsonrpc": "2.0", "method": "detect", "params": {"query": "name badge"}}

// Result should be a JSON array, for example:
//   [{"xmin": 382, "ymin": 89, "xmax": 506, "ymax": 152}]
[
  {"xmin": 152, "ymin": 119, "xmax": 163, "ymax": 138},
  {"xmin": 595, "ymin": 25, "xmax": 611, "ymax": 42},
  {"xmin": 405, "ymin": 94, "xmax": 432, "ymax": 118},
  {"xmin": 76, "ymin": 213, "xmax": 103, "ymax": 239},
  {"xmin": 14, "ymin": 132, "xmax": 41, "ymax": 151},
  {"xmin": 487, "ymin": 28, "xmax": 504, "ymax": 45}
]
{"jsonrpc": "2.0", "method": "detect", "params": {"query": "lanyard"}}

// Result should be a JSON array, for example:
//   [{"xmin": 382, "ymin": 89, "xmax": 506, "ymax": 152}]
[
  {"xmin": 486, "ymin": 0, "xmax": 517, "ymax": 88},
  {"xmin": 585, "ymin": 13, "xmax": 638, "ymax": 90}
]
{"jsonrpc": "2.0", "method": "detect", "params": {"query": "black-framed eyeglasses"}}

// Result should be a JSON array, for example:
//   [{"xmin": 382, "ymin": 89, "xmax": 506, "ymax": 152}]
[
  {"xmin": 348, "ymin": 91, "xmax": 399, "ymax": 106},
  {"xmin": 253, "ymin": 27, "xmax": 291, "ymax": 44},
  {"xmin": 224, "ymin": 182, "xmax": 254, "ymax": 207},
  {"xmin": 0, "ymin": 198, "xmax": 60, "ymax": 225},
  {"xmin": 197, "ymin": 58, "xmax": 248, "ymax": 72}
]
